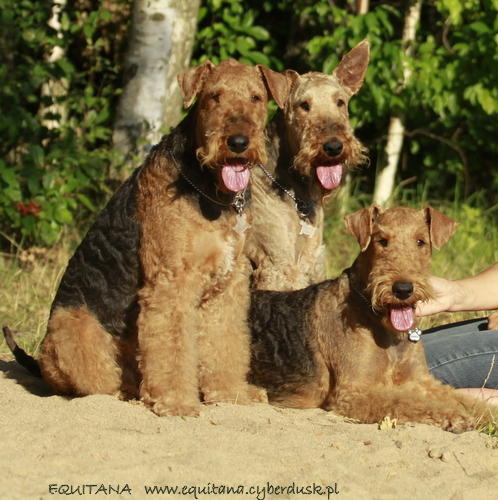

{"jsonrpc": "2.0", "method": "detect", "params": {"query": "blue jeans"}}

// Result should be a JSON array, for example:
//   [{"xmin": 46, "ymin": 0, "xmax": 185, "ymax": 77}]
[{"xmin": 422, "ymin": 318, "xmax": 498, "ymax": 389}]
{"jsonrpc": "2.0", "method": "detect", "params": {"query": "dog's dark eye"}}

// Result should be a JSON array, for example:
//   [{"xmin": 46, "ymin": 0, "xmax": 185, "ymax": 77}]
[
  {"xmin": 211, "ymin": 94, "xmax": 220, "ymax": 103},
  {"xmin": 337, "ymin": 99, "xmax": 345, "ymax": 107},
  {"xmin": 417, "ymin": 239, "xmax": 426, "ymax": 247},
  {"xmin": 300, "ymin": 101, "xmax": 310, "ymax": 111},
  {"xmin": 378, "ymin": 238, "xmax": 388, "ymax": 247},
  {"xmin": 251, "ymin": 95, "xmax": 261, "ymax": 103}
]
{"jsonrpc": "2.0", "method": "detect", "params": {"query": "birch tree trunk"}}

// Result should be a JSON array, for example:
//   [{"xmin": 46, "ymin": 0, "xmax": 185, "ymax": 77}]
[
  {"xmin": 373, "ymin": 0, "xmax": 422, "ymax": 207},
  {"xmin": 40, "ymin": 0, "xmax": 68, "ymax": 130},
  {"xmin": 112, "ymin": 0, "xmax": 200, "ymax": 172},
  {"xmin": 356, "ymin": 0, "xmax": 370, "ymax": 15}
]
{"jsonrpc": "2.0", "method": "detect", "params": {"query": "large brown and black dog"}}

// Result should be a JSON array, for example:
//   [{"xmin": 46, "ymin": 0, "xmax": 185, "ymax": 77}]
[
  {"xmin": 4, "ymin": 59, "xmax": 290, "ymax": 417},
  {"xmin": 247, "ymin": 40, "xmax": 370, "ymax": 291}
]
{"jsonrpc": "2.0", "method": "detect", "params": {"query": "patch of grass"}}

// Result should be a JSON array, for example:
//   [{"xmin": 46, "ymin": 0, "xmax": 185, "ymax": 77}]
[
  {"xmin": 0, "ymin": 244, "xmax": 71, "ymax": 356},
  {"xmin": 478, "ymin": 420, "xmax": 498, "ymax": 437}
]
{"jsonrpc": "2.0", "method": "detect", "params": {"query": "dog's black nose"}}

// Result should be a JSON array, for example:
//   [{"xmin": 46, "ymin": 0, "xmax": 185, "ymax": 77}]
[
  {"xmin": 323, "ymin": 141, "xmax": 343, "ymax": 158},
  {"xmin": 227, "ymin": 135, "xmax": 249, "ymax": 153},
  {"xmin": 392, "ymin": 281, "xmax": 414, "ymax": 301}
]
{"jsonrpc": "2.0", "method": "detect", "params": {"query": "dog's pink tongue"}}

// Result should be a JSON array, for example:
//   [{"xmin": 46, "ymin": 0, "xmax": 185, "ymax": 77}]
[
  {"xmin": 390, "ymin": 306, "xmax": 414, "ymax": 331},
  {"xmin": 316, "ymin": 164, "xmax": 343, "ymax": 190},
  {"xmin": 222, "ymin": 165, "xmax": 250, "ymax": 192}
]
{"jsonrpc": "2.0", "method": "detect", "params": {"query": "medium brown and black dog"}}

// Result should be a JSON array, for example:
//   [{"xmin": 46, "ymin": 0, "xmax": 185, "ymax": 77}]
[
  {"xmin": 249, "ymin": 205, "xmax": 494, "ymax": 431},
  {"xmin": 4, "ymin": 59, "xmax": 290, "ymax": 417},
  {"xmin": 247, "ymin": 40, "xmax": 370, "ymax": 291}
]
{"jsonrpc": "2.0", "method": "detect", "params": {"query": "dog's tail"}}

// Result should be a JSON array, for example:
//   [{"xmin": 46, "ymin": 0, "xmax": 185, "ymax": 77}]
[{"xmin": 2, "ymin": 325, "xmax": 42, "ymax": 377}]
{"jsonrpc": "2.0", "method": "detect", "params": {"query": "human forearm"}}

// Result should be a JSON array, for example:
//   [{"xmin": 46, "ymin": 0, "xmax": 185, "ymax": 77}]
[
  {"xmin": 453, "ymin": 262, "xmax": 498, "ymax": 312},
  {"xmin": 417, "ymin": 263, "xmax": 498, "ymax": 317}
]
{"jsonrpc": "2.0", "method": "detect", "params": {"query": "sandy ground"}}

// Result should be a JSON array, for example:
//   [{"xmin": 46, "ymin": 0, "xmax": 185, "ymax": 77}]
[{"xmin": 1, "ymin": 355, "xmax": 498, "ymax": 500}]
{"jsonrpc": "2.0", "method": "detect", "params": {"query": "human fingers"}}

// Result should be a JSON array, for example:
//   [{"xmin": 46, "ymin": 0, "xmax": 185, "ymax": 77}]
[{"xmin": 488, "ymin": 311, "xmax": 498, "ymax": 330}]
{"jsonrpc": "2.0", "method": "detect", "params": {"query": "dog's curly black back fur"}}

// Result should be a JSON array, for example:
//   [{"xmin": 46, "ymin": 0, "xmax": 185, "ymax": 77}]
[
  {"xmin": 248, "ymin": 283, "xmax": 325, "ymax": 397},
  {"xmin": 51, "ymin": 109, "xmax": 211, "ymax": 339},
  {"xmin": 51, "ymin": 167, "xmax": 143, "ymax": 338}
]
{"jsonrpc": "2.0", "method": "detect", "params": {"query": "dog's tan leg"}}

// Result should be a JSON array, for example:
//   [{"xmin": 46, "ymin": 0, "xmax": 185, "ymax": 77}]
[
  {"xmin": 198, "ymin": 264, "xmax": 267, "ymax": 405},
  {"xmin": 137, "ymin": 274, "xmax": 202, "ymax": 417},
  {"xmin": 327, "ymin": 381, "xmax": 476, "ymax": 432},
  {"xmin": 39, "ymin": 306, "xmax": 123, "ymax": 396}
]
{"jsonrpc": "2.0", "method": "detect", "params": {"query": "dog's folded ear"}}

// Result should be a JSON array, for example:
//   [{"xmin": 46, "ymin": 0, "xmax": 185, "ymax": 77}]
[
  {"xmin": 257, "ymin": 66, "xmax": 296, "ymax": 110},
  {"xmin": 177, "ymin": 59, "xmax": 216, "ymax": 108},
  {"xmin": 423, "ymin": 206, "xmax": 459, "ymax": 250},
  {"xmin": 344, "ymin": 204, "xmax": 382, "ymax": 251}
]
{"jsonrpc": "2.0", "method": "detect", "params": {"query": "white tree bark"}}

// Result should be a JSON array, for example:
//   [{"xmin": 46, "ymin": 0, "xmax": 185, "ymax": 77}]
[
  {"xmin": 373, "ymin": 116, "xmax": 405, "ymax": 206},
  {"xmin": 357, "ymin": 0, "xmax": 370, "ymax": 15},
  {"xmin": 40, "ymin": 0, "xmax": 68, "ymax": 130},
  {"xmin": 373, "ymin": 0, "xmax": 422, "ymax": 207},
  {"xmin": 112, "ymin": 0, "xmax": 200, "ymax": 167}
]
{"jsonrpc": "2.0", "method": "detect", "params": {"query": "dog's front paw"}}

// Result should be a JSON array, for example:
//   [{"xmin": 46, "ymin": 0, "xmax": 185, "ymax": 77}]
[
  {"xmin": 203, "ymin": 389, "xmax": 242, "ymax": 405},
  {"xmin": 202, "ymin": 384, "xmax": 267, "ymax": 405},
  {"xmin": 230, "ymin": 384, "xmax": 268, "ymax": 405},
  {"xmin": 142, "ymin": 392, "xmax": 201, "ymax": 417},
  {"xmin": 246, "ymin": 384, "xmax": 268, "ymax": 404},
  {"xmin": 437, "ymin": 409, "xmax": 475, "ymax": 433},
  {"xmin": 149, "ymin": 400, "xmax": 201, "ymax": 417}
]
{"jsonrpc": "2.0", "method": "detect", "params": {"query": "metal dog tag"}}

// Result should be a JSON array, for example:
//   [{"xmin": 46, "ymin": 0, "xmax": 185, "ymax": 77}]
[
  {"xmin": 299, "ymin": 219, "xmax": 316, "ymax": 238},
  {"xmin": 408, "ymin": 327, "xmax": 421, "ymax": 343},
  {"xmin": 233, "ymin": 213, "xmax": 252, "ymax": 235}
]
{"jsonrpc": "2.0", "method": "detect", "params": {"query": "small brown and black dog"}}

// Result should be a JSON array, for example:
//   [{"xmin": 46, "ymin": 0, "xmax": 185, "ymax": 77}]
[
  {"xmin": 249, "ymin": 205, "xmax": 494, "ymax": 431},
  {"xmin": 4, "ymin": 59, "xmax": 290, "ymax": 417}
]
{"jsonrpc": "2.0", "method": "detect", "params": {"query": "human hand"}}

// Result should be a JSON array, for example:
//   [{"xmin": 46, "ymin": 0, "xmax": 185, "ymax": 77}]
[
  {"xmin": 416, "ymin": 275, "xmax": 454, "ymax": 317},
  {"xmin": 488, "ymin": 311, "xmax": 498, "ymax": 330}
]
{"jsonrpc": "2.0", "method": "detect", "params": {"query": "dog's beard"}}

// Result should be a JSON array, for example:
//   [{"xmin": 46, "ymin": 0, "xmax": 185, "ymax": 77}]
[
  {"xmin": 367, "ymin": 270, "xmax": 435, "ymax": 333},
  {"xmin": 196, "ymin": 133, "xmax": 267, "ymax": 192},
  {"xmin": 291, "ymin": 133, "xmax": 368, "ymax": 204}
]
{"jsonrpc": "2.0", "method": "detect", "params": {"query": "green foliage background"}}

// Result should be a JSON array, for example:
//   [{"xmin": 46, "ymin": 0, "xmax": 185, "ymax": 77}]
[
  {"xmin": 1, "ymin": 0, "xmax": 497, "ymax": 251},
  {"xmin": 0, "ymin": 0, "xmax": 129, "ymax": 248}
]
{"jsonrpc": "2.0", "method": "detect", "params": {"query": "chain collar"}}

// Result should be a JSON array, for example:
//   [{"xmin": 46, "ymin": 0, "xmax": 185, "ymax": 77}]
[
  {"xmin": 168, "ymin": 149, "xmax": 247, "ymax": 214},
  {"xmin": 346, "ymin": 269, "xmax": 372, "ymax": 309},
  {"xmin": 257, "ymin": 163, "xmax": 315, "ymax": 218}
]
